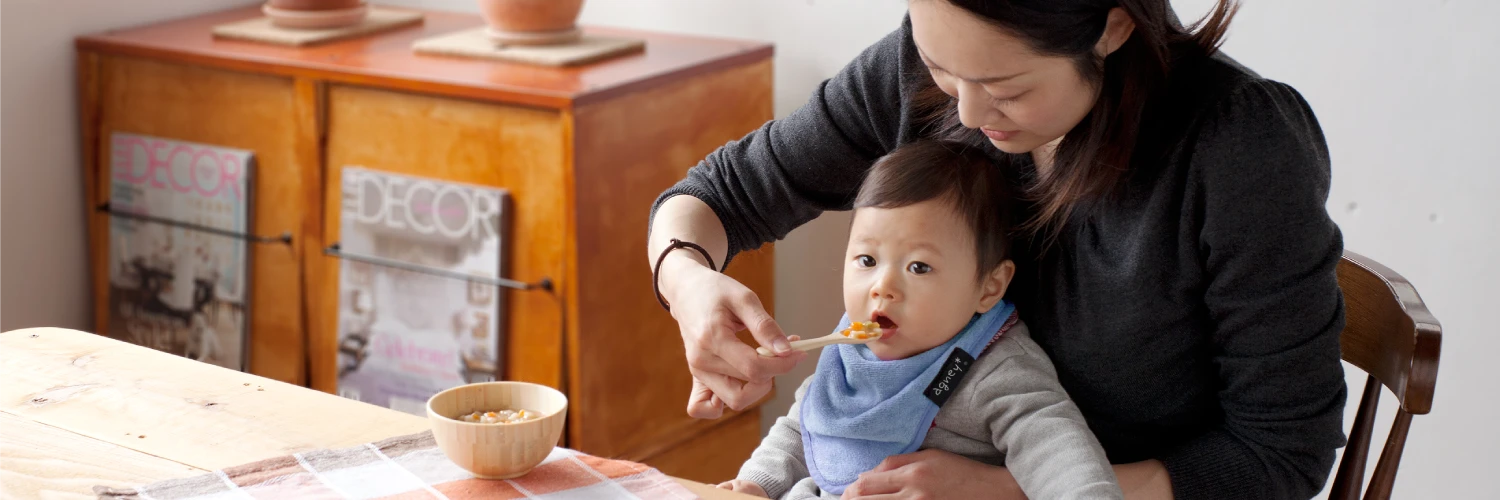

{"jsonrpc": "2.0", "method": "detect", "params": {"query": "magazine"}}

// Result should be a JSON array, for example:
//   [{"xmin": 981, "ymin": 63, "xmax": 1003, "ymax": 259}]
[
  {"xmin": 334, "ymin": 167, "xmax": 509, "ymax": 416},
  {"xmin": 104, "ymin": 133, "xmax": 254, "ymax": 371}
]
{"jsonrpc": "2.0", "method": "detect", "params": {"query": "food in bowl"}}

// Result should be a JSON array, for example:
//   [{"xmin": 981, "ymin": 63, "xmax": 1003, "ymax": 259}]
[{"xmin": 460, "ymin": 409, "xmax": 542, "ymax": 424}]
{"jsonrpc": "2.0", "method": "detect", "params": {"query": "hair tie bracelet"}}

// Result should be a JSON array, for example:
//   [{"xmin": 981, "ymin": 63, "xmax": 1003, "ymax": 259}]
[{"xmin": 653, "ymin": 238, "xmax": 719, "ymax": 312}]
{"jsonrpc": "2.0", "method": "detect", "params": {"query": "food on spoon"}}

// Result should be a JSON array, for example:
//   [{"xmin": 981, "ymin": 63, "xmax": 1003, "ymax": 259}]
[
  {"xmin": 757, "ymin": 321, "xmax": 885, "ymax": 356},
  {"xmin": 459, "ymin": 409, "xmax": 541, "ymax": 424},
  {"xmin": 840, "ymin": 321, "xmax": 882, "ymax": 339}
]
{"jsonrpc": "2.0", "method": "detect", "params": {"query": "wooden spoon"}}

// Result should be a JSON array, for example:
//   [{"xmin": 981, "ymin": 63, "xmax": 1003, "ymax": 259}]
[{"xmin": 756, "ymin": 322, "xmax": 883, "ymax": 357}]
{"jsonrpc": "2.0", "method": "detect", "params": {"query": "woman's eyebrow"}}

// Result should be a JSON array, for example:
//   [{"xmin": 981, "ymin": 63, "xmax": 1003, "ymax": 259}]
[{"xmin": 916, "ymin": 45, "xmax": 1027, "ymax": 85}]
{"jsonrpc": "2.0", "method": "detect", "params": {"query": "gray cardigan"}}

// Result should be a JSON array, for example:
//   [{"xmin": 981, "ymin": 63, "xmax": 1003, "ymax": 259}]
[
  {"xmin": 655, "ymin": 15, "xmax": 1347, "ymax": 500},
  {"xmin": 739, "ymin": 321, "xmax": 1123, "ymax": 500}
]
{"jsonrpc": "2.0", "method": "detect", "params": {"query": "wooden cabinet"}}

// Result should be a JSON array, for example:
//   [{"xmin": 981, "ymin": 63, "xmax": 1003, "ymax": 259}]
[{"xmin": 77, "ymin": 6, "xmax": 773, "ymax": 482}]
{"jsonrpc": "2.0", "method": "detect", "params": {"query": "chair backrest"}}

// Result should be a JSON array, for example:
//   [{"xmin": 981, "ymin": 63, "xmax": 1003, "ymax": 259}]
[{"xmin": 1328, "ymin": 251, "xmax": 1442, "ymax": 500}]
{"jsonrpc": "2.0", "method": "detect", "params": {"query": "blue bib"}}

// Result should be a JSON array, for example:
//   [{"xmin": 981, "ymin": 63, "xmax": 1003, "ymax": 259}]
[{"xmin": 799, "ymin": 301, "xmax": 1015, "ymax": 494}]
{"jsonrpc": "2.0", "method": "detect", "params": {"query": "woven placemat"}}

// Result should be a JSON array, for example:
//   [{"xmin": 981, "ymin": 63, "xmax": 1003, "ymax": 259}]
[
  {"xmin": 212, "ymin": 7, "xmax": 424, "ymax": 47},
  {"xmin": 94, "ymin": 431, "xmax": 695, "ymax": 500},
  {"xmin": 412, "ymin": 28, "xmax": 644, "ymax": 67}
]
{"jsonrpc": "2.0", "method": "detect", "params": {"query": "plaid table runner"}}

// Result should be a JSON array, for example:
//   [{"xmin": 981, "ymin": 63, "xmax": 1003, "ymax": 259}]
[{"xmin": 94, "ymin": 431, "xmax": 698, "ymax": 499}]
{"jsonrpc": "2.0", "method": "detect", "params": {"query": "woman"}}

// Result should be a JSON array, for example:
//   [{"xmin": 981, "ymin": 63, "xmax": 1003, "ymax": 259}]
[{"xmin": 647, "ymin": 1, "xmax": 1347, "ymax": 499}]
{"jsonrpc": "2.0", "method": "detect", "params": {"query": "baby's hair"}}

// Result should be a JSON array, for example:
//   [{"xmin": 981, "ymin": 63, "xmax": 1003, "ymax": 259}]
[{"xmin": 853, "ymin": 139, "xmax": 1019, "ymax": 280}]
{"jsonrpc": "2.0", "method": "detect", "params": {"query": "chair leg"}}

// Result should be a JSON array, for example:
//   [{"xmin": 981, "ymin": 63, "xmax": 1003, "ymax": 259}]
[
  {"xmin": 1362, "ymin": 409, "xmax": 1413, "ymax": 500},
  {"xmin": 1331, "ymin": 375, "xmax": 1380, "ymax": 500}
]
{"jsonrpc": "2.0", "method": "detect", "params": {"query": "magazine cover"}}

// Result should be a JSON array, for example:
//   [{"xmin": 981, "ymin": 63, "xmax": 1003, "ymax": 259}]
[
  {"xmin": 105, "ymin": 133, "xmax": 254, "ymax": 371},
  {"xmin": 335, "ymin": 166, "xmax": 509, "ymax": 416}
]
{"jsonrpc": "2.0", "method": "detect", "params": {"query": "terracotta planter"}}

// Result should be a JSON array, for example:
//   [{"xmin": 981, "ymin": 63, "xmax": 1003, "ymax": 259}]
[
  {"xmin": 477, "ymin": 0, "xmax": 584, "ymax": 34},
  {"xmin": 266, "ymin": 0, "xmax": 363, "ymax": 10}
]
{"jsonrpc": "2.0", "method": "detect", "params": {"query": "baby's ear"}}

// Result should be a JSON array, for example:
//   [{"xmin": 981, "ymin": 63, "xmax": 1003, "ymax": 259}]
[{"xmin": 976, "ymin": 260, "xmax": 1016, "ymax": 313}]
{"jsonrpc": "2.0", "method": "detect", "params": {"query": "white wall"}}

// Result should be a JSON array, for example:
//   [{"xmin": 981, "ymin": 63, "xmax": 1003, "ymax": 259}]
[
  {"xmin": 1, "ymin": 0, "xmax": 255, "ymax": 331},
  {"xmin": 3, "ymin": 0, "xmax": 1494, "ymax": 497}
]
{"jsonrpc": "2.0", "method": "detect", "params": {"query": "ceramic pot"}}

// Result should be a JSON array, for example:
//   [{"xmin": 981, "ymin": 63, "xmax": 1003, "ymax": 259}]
[
  {"xmin": 477, "ymin": 0, "xmax": 584, "ymax": 34},
  {"xmin": 266, "ymin": 0, "xmax": 363, "ymax": 10}
]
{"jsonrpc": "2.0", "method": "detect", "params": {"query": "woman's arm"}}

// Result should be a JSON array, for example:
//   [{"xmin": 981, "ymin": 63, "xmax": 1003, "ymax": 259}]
[
  {"xmin": 647, "ymin": 17, "xmax": 921, "ymax": 265},
  {"xmin": 650, "ymin": 195, "xmax": 789, "ymax": 417},
  {"xmin": 649, "ymin": 196, "xmax": 729, "ymax": 291},
  {"xmin": 842, "ymin": 454, "xmax": 1172, "ymax": 500},
  {"xmin": 649, "ymin": 18, "xmax": 923, "ymax": 417},
  {"xmin": 1163, "ymin": 78, "xmax": 1347, "ymax": 499},
  {"xmin": 1113, "ymin": 461, "xmax": 1173, "ymax": 499}
]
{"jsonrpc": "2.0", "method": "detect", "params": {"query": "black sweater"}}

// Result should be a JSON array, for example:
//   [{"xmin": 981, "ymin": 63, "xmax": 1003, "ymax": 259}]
[{"xmin": 653, "ymin": 18, "xmax": 1347, "ymax": 500}]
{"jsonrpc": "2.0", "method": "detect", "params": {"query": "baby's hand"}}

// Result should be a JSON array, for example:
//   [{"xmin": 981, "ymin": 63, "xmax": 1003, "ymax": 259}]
[{"xmin": 716, "ymin": 479, "xmax": 769, "ymax": 498}]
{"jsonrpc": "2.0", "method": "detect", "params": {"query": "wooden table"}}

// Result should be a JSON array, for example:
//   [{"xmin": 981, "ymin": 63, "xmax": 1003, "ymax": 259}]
[{"xmin": 0, "ymin": 328, "xmax": 750, "ymax": 499}]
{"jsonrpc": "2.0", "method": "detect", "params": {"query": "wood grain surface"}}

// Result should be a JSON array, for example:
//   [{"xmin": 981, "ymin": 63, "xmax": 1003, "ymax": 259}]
[
  {"xmin": 75, "ymin": 6, "xmax": 773, "ymax": 110},
  {"xmin": 0, "ymin": 412, "xmax": 201, "ymax": 500},
  {"xmin": 0, "ymin": 327, "xmax": 757, "ymax": 500}
]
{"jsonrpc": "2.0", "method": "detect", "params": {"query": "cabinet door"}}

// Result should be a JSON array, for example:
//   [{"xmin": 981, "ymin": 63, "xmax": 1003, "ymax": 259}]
[
  {"xmin": 90, "ymin": 55, "xmax": 313, "ymax": 385},
  {"xmin": 570, "ymin": 57, "xmax": 775, "ymax": 475},
  {"xmin": 312, "ymin": 86, "xmax": 567, "ymax": 397}
]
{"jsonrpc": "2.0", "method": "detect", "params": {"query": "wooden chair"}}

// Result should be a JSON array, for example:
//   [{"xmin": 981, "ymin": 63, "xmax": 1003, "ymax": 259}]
[{"xmin": 1328, "ymin": 251, "xmax": 1443, "ymax": 500}]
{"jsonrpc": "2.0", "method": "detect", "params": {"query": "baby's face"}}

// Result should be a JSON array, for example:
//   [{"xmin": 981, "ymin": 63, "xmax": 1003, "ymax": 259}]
[{"xmin": 843, "ymin": 199, "xmax": 1002, "ymax": 360}]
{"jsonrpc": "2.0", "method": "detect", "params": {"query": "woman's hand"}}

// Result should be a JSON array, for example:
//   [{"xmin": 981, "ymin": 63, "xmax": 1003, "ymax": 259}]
[
  {"xmin": 844, "ymin": 449, "xmax": 1174, "ymax": 500},
  {"xmin": 689, "ymin": 337, "xmax": 800, "ymax": 419},
  {"xmin": 716, "ymin": 479, "xmax": 770, "ymax": 498},
  {"xmin": 660, "ymin": 252, "xmax": 805, "ymax": 418},
  {"xmin": 842, "ymin": 449, "xmax": 1023, "ymax": 500}
]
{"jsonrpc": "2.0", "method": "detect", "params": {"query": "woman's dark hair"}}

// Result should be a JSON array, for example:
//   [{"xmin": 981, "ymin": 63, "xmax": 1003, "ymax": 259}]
[
  {"xmin": 854, "ymin": 139, "xmax": 1019, "ymax": 281},
  {"xmin": 913, "ymin": 0, "xmax": 1239, "ymax": 241}
]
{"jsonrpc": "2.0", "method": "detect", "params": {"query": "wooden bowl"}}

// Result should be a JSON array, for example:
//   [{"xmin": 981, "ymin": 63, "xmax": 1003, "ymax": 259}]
[
  {"xmin": 426, "ymin": 381, "xmax": 568, "ymax": 479},
  {"xmin": 263, "ymin": 2, "xmax": 368, "ymax": 30}
]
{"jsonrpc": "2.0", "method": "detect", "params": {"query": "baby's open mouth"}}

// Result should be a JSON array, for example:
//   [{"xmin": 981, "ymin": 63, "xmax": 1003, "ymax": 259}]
[{"xmin": 872, "ymin": 313, "xmax": 897, "ymax": 330}]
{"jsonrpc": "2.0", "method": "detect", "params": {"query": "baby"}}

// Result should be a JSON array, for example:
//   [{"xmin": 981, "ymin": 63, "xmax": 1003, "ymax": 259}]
[{"xmin": 718, "ymin": 140, "xmax": 1122, "ymax": 499}]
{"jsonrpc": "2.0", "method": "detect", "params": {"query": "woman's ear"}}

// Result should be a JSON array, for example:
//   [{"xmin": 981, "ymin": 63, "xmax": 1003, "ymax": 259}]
[
  {"xmin": 976, "ymin": 260, "xmax": 1016, "ymax": 313},
  {"xmin": 1096, "ymin": 7, "xmax": 1137, "ymax": 57}
]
